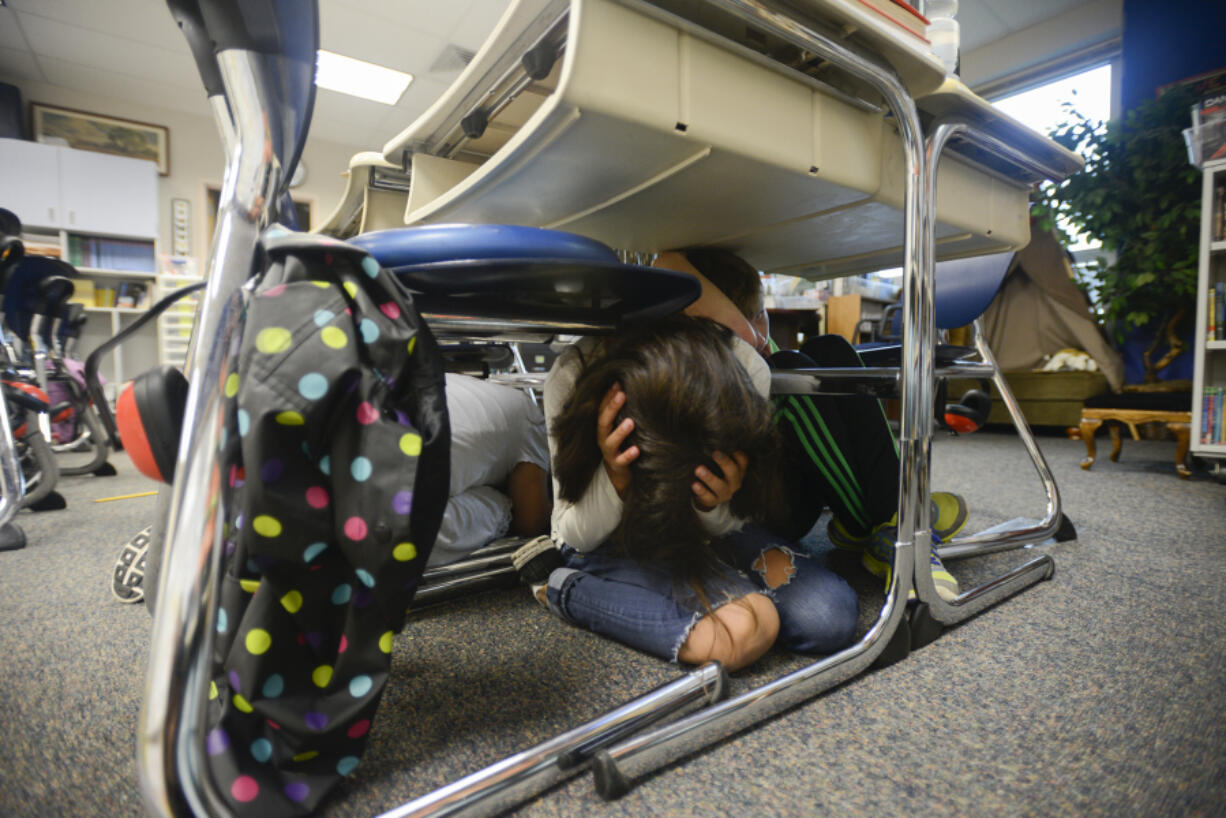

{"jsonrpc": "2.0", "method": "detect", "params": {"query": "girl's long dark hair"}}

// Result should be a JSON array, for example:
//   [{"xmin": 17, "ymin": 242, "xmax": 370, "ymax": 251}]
[{"xmin": 552, "ymin": 316, "xmax": 784, "ymax": 574}]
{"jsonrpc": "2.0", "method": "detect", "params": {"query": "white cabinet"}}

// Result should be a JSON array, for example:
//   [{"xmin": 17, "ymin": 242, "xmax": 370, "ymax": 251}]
[
  {"xmin": 58, "ymin": 148, "xmax": 158, "ymax": 238},
  {"xmin": 0, "ymin": 138, "xmax": 157, "ymax": 238},
  {"xmin": 0, "ymin": 139, "xmax": 63, "ymax": 228}
]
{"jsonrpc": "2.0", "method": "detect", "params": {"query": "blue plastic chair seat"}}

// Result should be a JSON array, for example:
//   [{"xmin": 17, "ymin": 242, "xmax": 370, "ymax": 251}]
[{"xmin": 350, "ymin": 224, "xmax": 701, "ymax": 330}]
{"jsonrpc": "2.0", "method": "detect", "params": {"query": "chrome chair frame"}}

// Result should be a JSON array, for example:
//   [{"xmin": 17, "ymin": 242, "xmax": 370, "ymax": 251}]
[
  {"xmin": 139, "ymin": 0, "xmax": 1074, "ymax": 815},
  {"xmin": 0, "ymin": 384, "xmax": 24, "ymax": 527}
]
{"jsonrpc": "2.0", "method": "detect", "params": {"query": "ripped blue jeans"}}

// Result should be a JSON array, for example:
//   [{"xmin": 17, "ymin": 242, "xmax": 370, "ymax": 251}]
[{"xmin": 545, "ymin": 524, "xmax": 858, "ymax": 663}]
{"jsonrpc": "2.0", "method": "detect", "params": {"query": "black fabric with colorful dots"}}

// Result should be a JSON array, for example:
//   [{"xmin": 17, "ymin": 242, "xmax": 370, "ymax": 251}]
[{"xmin": 205, "ymin": 226, "xmax": 450, "ymax": 815}]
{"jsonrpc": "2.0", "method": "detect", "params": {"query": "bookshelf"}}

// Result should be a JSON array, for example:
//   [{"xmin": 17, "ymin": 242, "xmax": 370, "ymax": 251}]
[
  {"xmin": 1191, "ymin": 158, "xmax": 1226, "ymax": 457},
  {"xmin": 18, "ymin": 226, "xmax": 162, "ymax": 402},
  {"xmin": 157, "ymin": 257, "xmax": 203, "ymax": 370}
]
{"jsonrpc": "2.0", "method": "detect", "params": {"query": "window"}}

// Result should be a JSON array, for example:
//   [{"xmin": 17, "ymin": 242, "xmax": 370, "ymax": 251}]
[
  {"xmin": 992, "ymin": 63, "xmax": 1113, "ymax": 138},
  {"xmin": 992, "ymin": 63, "xmax": 1114, "ymax": 257}
]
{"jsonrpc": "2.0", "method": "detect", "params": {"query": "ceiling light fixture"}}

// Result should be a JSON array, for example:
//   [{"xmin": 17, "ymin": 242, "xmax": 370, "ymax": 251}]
[{"xmin": 315, "ymin": 50, "xmax": 413, "ymax": 105}]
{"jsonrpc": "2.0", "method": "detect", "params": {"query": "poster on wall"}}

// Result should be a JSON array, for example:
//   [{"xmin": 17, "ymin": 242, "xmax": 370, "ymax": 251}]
[{"xmin": 30, "ymin": 102, "xmax": 170, "ymax": 175}]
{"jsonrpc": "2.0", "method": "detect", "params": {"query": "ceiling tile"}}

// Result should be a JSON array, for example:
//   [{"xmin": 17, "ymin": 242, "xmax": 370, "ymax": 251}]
[
  {"xmin": 449, "ymin": 0, "xmax": 515, "ymax": 53},
  {"xmin": 0, "ymin": 46, "xmax": 43, "ymax": 84},
  {"xmin": 395, "ymin": 75, "xmax": 452, "ymax": 113},
  {"xmin": 7, "ymin": 0, "xmax": 183, "ymax": 47},
  {"xmin": 307, "ymin": 87, "xmax": 399, "ymax": 148},
  {"xmin": 956, "ymin": 2, "xmax": 1010, "ymax": 53},
  {"xmin": 324, "ymin": 0, "xmax": 477, "ymax": 40},
  {"xmin": 318, "ymin": 3, "xmax": 448, "ymax": 77},
  {"xmin": 372, "ymin": 77, "xmax": 452, "ymax": 146},
  {"xmin": 18, "ymin": 13, "xmax": 199, "ymax": 91},
  {"xmin": 0, "ymin": 8, "xmax": 31, "ymax": 51},
  {"xmin": 37, "ymin": 55, "xmax": 213, "ymax": 119}
]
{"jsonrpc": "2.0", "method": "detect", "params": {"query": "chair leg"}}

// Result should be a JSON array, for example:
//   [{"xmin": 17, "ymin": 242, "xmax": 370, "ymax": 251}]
[
  {"xmin": 1108, "ymin": 422, "xmax": 1123, "ymax": 462},
  {"xmin": 1169, "ymin": 421, "xmax": 1192, "ymax": 479},
  {"xmin": 1080, "ymin": 416, "xmax": 1101, "ymax": 470}
]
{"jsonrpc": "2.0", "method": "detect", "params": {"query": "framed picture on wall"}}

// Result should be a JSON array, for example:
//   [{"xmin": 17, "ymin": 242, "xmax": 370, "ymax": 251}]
[{"xmin": 30, "ymin": 102, "xmax": 170, "ymax": 175}]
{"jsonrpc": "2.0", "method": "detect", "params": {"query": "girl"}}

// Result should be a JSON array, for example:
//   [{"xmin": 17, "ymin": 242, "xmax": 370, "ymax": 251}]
[
  {"xmin": 654, "ymin": 248, "xmax": 966, "ymax": 601},
  {"xmin": 540, "ymin": 316, "xmax": 858, "ymax": 671}
]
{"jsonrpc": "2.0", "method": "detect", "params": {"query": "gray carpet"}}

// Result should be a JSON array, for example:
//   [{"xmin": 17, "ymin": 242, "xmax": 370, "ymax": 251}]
[{"xmin": 1, "ymin": 430, "xmax": 1224, "ymax": 817}]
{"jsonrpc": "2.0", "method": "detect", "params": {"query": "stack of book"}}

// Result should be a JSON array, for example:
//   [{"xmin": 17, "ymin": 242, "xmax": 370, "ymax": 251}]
[
  {"xmin": 1203, "ymin": 386, "xmax": 1225, "ymax": 445},
  {"xmin": 67, "ymin": 235, "xmax": 156, "ymax": 272},
  {"xmin": 92, "ymin": 282, "xmax": 148, "ymax": 309},
  {"xmin": 1208, "ymin": 280, "xmax": 1225, "ymax": 342},
  {"xmin": 854, "ymin": 0, "xmax": 929, "ymax": 42}
]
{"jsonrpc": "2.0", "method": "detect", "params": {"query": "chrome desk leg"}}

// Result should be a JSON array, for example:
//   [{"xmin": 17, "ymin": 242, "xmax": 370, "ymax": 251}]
[
  {"xmin": 412, "ymin": 540, "xmax": 522, "ymax": 608},
  {"xmin": 910, "ymin": 121, "xmax": 1056, "ymax": 625},
  {"xmin": 585, "ymin": 0, "xmax": 925, "ymax": 797},
  {"xmin": 937, "ymin": 319, "xmax": 1063, "ymax": 559},
  {"xmin": 381, "ymin": 663, "xmax": 727, "ymax": 818},
  {"xmin": 591, "ymin": 547, "xmax": 914, "ymax": 798},
  {"xmin": 137, "ymin": 44, "xmax": 316, "ymax": 818}
]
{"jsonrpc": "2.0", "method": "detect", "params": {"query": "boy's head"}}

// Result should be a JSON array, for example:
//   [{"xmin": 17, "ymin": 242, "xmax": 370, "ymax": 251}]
[{"xmin": 681, "ymin": 248, "xmax": 769, "ymax": 346}]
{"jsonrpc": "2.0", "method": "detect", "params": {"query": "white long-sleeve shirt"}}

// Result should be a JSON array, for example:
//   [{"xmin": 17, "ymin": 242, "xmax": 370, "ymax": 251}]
[{"xmin": 544, "ymin": 334, "xmax": 771, "ymax": 552}]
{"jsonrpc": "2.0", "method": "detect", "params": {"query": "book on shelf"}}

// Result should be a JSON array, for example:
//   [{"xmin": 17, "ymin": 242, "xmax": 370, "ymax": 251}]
[
  {"xmin": 1215, "ymin": 176, "xmax": 1226, "ymax": 242},
  {"xmin": 853, "ymin": 0, "xmax": 930, "ymax": 42},
  {"xmin": 21, "ymin": 237, "xmax": 62, "ymax": 259},
  {"xmin": 69, "ymin": 278, "xmax": 95, "ymax": 306},
  {"xmin": 1218, "ymin": 282, "xmax": 1226, "ymax": 342},
  {"xmin": 1211, "ymin": 283, "xmax": 1219, "ymax": 342},
  {"xmin": 1211, "ymin": 176, "xmax": 1221, "ymax": 242},
  {"xmin": 1203, "ymin": 386, "xmax": 1225, "ymax": 445},
  {"xmin": 90, "ymin": 283, "xmax": 146, "ymax": 309},
  {"xmin": 67, "ymin": 235, "xmax": 156, "ymax": 272}
]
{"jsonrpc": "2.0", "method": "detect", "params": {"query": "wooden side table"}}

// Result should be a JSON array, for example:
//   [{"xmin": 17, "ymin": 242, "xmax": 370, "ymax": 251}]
[{"xmin": 1079, "ymin": 407, "xmax": 1192, "ymax": 479}]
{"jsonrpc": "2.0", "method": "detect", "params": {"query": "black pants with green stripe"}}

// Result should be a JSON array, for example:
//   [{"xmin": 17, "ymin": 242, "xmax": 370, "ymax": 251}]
[{"xmin": 772, "ymin": 336, "xmax": 899, "ymax": 541}]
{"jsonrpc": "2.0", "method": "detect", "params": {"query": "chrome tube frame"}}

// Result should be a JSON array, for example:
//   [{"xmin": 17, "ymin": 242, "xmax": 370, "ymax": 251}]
[
  {"xmin": 909, "ymin": 120, "xmax": 1057, "ymax": 624},
  {"xmin": 422, "ymin": 313, "xmax": 615, "ymax": 335},
  {"xmin": 412, "ymin": 540, "xmax": 521, "ymax": 608},
  {"xmin": 137, "ymin": 47, "xmax": 314, "ymax": 818},
  {"xmin": 420, "ymin": 540, "xmax": 521, "ymax": 581},
  {"xmin": 410, "ymin": 566, "xmax": 521, "ymax": 608},
  {"xmin": 767, "ymin": 360, "xmax": 997, "ymax": 397},
  {"xmin": 26, "ymin": 316, "xmax": 53, "ymax": 441},
  {"xmin": 379, "ymin": 663, "xmax": 727, "ymax": 818},
  {"xmin": 592, "ymin": 542, "xmax": 914, "ymax": 795},
  {"xmin": 937, "ymin": 318, "xmax": 1063, "ymax": 560},
  {"xmin": 0, "ymin": 384, "xmax": 24, "ymax": 524}
]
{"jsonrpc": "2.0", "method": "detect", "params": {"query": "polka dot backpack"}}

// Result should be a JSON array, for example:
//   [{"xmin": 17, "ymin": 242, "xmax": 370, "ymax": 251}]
[{"xmin": 205, "ymin": 226, "xmax": 450, "ymax": 814}]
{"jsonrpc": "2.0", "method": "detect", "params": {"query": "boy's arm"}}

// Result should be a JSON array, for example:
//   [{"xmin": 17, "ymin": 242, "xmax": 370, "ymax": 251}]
[{"xmin": 653, "ymin": 251, "xmax": 764, "ymax": 352}]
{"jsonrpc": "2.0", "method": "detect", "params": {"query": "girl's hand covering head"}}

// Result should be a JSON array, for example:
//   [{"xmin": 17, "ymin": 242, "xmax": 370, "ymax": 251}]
[
  {"xmin": 596, "ymin": 382, "xmax": 639, "ymax": 497},
  {"xmin": 692, "ymin": 450, "xmax": 749, "ymax": 510}
]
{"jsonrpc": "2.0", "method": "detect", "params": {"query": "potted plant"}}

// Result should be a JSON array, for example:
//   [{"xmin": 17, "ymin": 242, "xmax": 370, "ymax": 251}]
[{"xmin": 1034, "ymin": 84, "xmax": 1201, "ymax": 385}]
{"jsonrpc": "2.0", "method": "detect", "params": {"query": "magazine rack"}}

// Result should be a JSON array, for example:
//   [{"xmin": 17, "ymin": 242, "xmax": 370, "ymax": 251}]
[{"xmin": 139, "ymin": 0, "xmax": 1082, "ymax": 815}]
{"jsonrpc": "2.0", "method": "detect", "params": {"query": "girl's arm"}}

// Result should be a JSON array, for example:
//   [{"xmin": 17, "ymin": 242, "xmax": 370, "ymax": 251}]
[{"xmin": 544, "ymin": 342, "xmax": 625, "ymax": 552}]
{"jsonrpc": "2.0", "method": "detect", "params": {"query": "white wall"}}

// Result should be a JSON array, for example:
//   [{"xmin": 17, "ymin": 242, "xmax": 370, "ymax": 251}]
[{"xmin": 3, "ymin": 76, "xmax": 365, "ymax": 264}]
